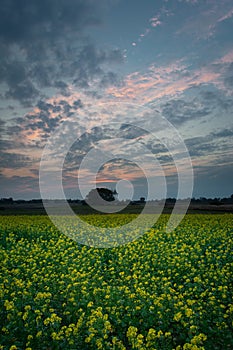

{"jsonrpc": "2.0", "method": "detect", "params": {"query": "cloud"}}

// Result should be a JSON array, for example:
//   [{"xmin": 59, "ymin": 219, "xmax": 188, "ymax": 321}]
[
  {"xmin": 0, "ymin": 151, "xmax": 33, "ymax": 170},
  {"xmin": 73, "ymin": 99, "xmax": 84, "ymax": 109},
  {"xmin": 0, "ymin": 174, "xmax": 40, "ymax": 198},
  {"xmin": 71, "ymin": 44, "xmax": 123, "ymax": 88},
  {"xmin": 96, "ymin": 158, "xmax": 145, "ymax": 183},
  {"xmin": 134, "ymin": 6, "xmax": 173, "ymax": 46},
  {"xmin": 224, "ymin": 62, "xmax": 233, "ymax": 90},
  {"xmin": 6, "ymin": 93, "xmax": 87, "ymax": 150},
  {"xmin": 4, "ymin": 50, "xmax": 232, "ymax": 187},
  {"xmin": 5, "ymin": 80, "xmax": 39, "ymax": 107},
  {"xmin": 0, "ymin": 0, "xmax": 124, "ymax": 106},
  {"xmin": 176, "ymin": 0, "xmax": 233, "ymax": 40},
  {"xmin": 185, "ymin": 136, "xmax": 217, "ymax": 157},
  {"xmin": 185, "ymin": 127, "xmax": 233, "ymax": 158},
  {"xmin": 209, "ymin": 50, "xmax": 233, "ymax": 91},
  {"xmin": 149, "ymin": 16, "xmax": 162, "ymax": 28},
  {"xmin": 211, "ymin": 128, "xmax": 233, "ymax": 138},
  {"xmin": 0, "ymin": 0, "xmax": 100, "ymax": 44},
  {"xmin": 200, "ymin": 89, "xmax": 233, "ymax": 110},
  {"xmin": 215, "ymin": 50, "xmax": 233, "ymax": 64},
  {"xmin": 106, "ymin": 59, "xmax": 220, "ymax": 103},
  {"xmin": 106, "ymin": 46, "xmax": 233, "ymax": 109},
  {"xmin": 0, "ymin": 119, "xmax": 5, "ymax": 133},
  {"xmin": 157, "ymin": 154, "xmax": 173, "ymax": 163},
  {"xmin": 217, "ymin": 8, "xmax": 233, "ymax": 23},
  {"xmin": 161, "ymin": 98, "xmax": 210, "ymax": 126},
  {"xmin": 119, "ymin": 124, "xmax": 148, "ymax": 139},
  {"xmin": 0, "ymin": 139, "xmax": 14, "ymax": 151}
]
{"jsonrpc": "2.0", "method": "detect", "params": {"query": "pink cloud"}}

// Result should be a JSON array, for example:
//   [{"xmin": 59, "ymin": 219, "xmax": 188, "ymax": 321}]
[
  {"xmin": 7, "ymin": 48, "xmax": 232, "ymax": 185},
  {"xmin": 106, "ymin": 60, "xmax": 221, "ymax": 104},
  {"xmin": 149, "ymin": 16, "xmax": 162, "ymax": 28},
  {"xmin": 138, "ymin": 28, "xmax": 151, "ymax": 40},
  {"xmin": 135, "ymin": 7, "xmax": 173, "ymax": 45},
  {"xmin": 217, "ymin": 8, "xmax": 233, "ymax": 22},
  {"xmin": 216, "ymin": 50, "xmax": 233, "ymax": 64},
  {"xmin": 2, "ymin": 167, "xmax": 37, "ymax": 178},
  {"xmin": 96, "ymin": 166, "xmax": 145, "ymax": 184},
  {"xmin": 177, "ymin": 2, "xmax": 233, "ymax": 40}
]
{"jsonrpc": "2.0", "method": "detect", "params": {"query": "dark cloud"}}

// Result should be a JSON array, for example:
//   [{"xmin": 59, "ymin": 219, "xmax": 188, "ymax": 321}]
[
  {"xmin": 161, "ymin": 98, "xmax": 210, "ymax": 126},
  {"xmin": 0, "ymin": 139, "xmax": 13, "ymax": 151},
  {"xmin": 143, "ymin": 142, "xmax": 167, "ymax": 155},
  {"xmin": 185, "ymin": 127, "xmax": 233, "ymax": 157},
  {"xmin": 200, "ymin": 89, "xmax": 233, "ymax": 110},
  {"xmin": 99, "ymin": 71, "xmax": 119, "ymax": 88},
  {"xmin": 119, "ymin": 124, "xmax": 148, "ymax": 139},
  {"xmin": 37, "ymin": 100, "xmax": 54, "ymax": 112},
  {"xmin": 0, "ymin": 151, "xmax": 33, "ymax": 169},
  {"xmin": 212, "ymin": 128, "xmax": 233, "ymax": 138},
  {"xmin": 0, "ymin": 0, "xmax": 99, "ymax": 44},
  {"xmin": 72, "ymin": 45, "xmax": 123, "ymax": 88},
  {"xmin": 63, "ymin": 124, "xmax": 177, "ymax": 174},
  {"xmin": 28, "ymin": 112, "xmax": 62, "ymax": 133},
  {"xmin": 157, "ymin": 154, "xmax": 173, "ymax": 163},
  {"xmin": 224, "ymin": 62, "xmax": 233, "ymax": 90},
  {"xmin": 186, "ymin": 137, "xmax": 217, "ymax": 157},
  {"xmin": 60, "ymin": 124, "xmax": 149, "ymax": 172},
  {"xmin": 54, "ymin": 81, "xmax": 69, "ymax": 96},
  {"xmin": 0, "ymin": 119, "xmax": 5, "ymax": 133},
  {"xmin": 54, "ymin": 81, "xmax": 68, "ymax": 90},
  {"xmin": 6, "ymin": 96, "xmax": 85, "ymax": 147},
  {"xmin": 73, "ymin": 99, "xmax": 83, "ymax": 109},
  {"xmin": 66, "ymin": 125, "xmax": 116, "ymax": 155},
  {"xmin": 4, "ymin": 78, "xmax": 39, "ymax": 107},
  {"xmin": 0, "ymin": 174, "xmax": 40, "ymax": 199},
  {"xmin": 0, "ymin": 0, "xmax": 124, "ymax": 105},
  {"xmin": 101, "ymin": 158, "xmax": 137, "ymax": 169}
]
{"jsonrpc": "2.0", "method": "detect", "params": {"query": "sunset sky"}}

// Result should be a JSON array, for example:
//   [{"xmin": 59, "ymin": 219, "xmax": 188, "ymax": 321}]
[{"xmin": 0, "ymin": 0, "xmax": 233, "ymax": 200}]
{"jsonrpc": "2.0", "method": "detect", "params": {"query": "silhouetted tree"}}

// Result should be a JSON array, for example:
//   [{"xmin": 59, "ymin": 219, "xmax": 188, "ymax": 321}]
[
  {"xmin": 86, "ymin": 188, "xmax": 117, "ymax": 205},
  {"xmin": 0, "ymin": 197, "xmax": 13, "ymax": 204}
]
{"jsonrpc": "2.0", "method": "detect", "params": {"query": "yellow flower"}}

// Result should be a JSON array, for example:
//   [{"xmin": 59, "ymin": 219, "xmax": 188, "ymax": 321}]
[
  {"xmin": 4, "ymin": 300, "xmax": 14, "ymax": 311},
  {"xmin": 146, "ymin": 328, "xmax": 156, "ymax": 342},
  {"xmin": 165, "ymin": 332, "xmax": 171, "ymax": 337},
  {"xmin": 191, "ymin": 333, "xmax": 207, "ymax": 345},
  {"xmin": 157, "ymin": 330, "xmax": 163, "ymax": 338},
  {"xmin": 185, "ymin": 308, "xmax": 193, "ymax": 317},
  {"xmin": 2, "ymin": 327, "xmax": 9, "ymax": 334},
  {"xmin": 174, "ymin": 312, "xmax": 182, "ymax": 321},
  {"xmin": 22, "ymin": 312, "xmax": 28, "ymax": 320}
]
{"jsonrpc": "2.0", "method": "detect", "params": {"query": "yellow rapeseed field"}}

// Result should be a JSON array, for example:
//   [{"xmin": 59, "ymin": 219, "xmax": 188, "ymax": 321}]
[{"xmin": 0, "ymin": 214, "xmax": 232, "ymax": 349}]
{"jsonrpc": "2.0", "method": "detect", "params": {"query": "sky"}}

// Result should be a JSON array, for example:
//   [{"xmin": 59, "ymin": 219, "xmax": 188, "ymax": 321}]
[{"xmin": 0, "ymin": 0, "xmax": 233, "ymax": 200}]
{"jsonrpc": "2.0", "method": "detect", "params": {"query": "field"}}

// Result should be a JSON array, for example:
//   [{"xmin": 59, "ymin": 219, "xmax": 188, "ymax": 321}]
[{"xmin": 0, "ymin": 214, "xmax": 232, "ymax": 350}]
